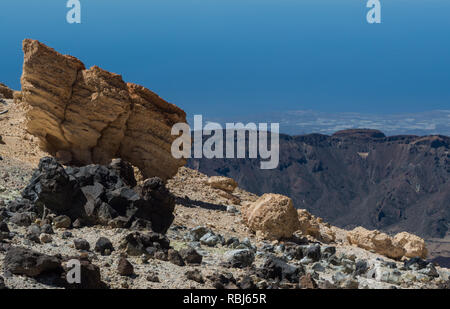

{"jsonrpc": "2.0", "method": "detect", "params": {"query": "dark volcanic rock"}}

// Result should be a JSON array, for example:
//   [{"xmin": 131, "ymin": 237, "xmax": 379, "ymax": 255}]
[
  {"xmin": 179, "ymin": 247, "xmax": 203, "ymax": 265},
  {"xmin": 74, "ymin": 238, "xmax": 90, "ymax": 251},
  {"xmin": 19, "ymin": 157, "xmax": 175, "ymax": 233},
  {"xmin": 258, "ymin": 255, "xmax": 303, "ymax": 283},
  {"xmin": 207, "ymin": 272, "xmax": 238, "ymax": 289},
  {"xmin": 62, "ymin": 259, "xmax": 108, "ymax": 289},
  {"xmin": 10, "ymin": 212, "xmax": 34, "ymax": 227},
  {"xmin": 94, "ymin": 237, "xmax": 114, "ymax": 255},
  {"xmin": 117, "ymin": 257, "xmax": 134, "ymax": 276},
  {"xmin": 404, "ymin": 257, "xmax": 428, "ymax": 270},
  {"xmin": 120, "ymin": 231, "xmax": 171, "ymax": 256},
  {"xmin": 185, "ymin": 269, "xmax": 204, "ymax": 283},
  {"xmin": 4, "ymin": 247, "xmax": 63, "ymax": 277},
  {"xmin": 168, "ymin": 249, "xmax": 185, "ymax": 266},
  {"xmin": 0, "ymin": 276, "xmax": 7, "ymax": 289},
  {"xmin": 299, "ymin": 274, "xmax": 318, "ymax": 289}
]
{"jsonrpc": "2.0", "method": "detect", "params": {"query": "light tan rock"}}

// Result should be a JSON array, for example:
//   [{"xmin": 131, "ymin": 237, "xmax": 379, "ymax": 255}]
[
  {"xmin": 393, "ymin": 232, "xmax": 428, "ymax": 259},
  {"xmin": 347, "ymin": 227, "xmax": 377, "ymax": 251},
  {"xmin": 13, "ymin": 91, "xmax": 23, "ymax": 104},
  {"xmin": 296, "ymin": 209, "xmax": 336, "ymax": 243},
  {"xmin": 20, "ymin": 39, "xmax": 187, "ymax": 180},
  {"xmin": 0, "ymin": 82, "xmax": 14, "ymax": 99},
  {"xmin": 206, "ymin": 176, "xmax": 238, "ymax": 193},
  {"xmin": 347, "ymin": 227, "xmax": 405, "ymax": 260},
  {"xmin": 243, "ymin": 193, "xmax": 300, "ymax": 240},
  {"xmin": 297, "ymin": 209, "xmax": 320, "ymax": 237}
]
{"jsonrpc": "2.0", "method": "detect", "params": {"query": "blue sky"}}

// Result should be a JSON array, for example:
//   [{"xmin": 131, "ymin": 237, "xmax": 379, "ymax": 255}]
[{"xmin": 1, "ymin": 0, "xmax": 449, "ymax": 124}]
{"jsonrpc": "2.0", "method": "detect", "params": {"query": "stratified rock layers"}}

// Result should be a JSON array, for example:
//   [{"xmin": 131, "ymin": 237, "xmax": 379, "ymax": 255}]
[{"xmin": 21, "ymin": 39, "xmax": 187, "ymax": 180}]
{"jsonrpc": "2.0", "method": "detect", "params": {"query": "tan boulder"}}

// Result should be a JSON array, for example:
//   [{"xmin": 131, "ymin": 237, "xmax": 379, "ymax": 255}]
[
  {"xmin": 297, "ymin": 209, "xmax": 321, "ymax": 238},
  {"xmin": 393, "ymin": 232, "xmax": 428, "ymax": 259},
  {"xmin": 20, "ymin": 39, "xmax": 187, "ymax": 180},
  {"xmin": 347, "ymin": 227, "xmax": 405, "ymax": 260},
  {"xmin": 347, "ymin": 227, "xmax": 377, "ymax": 251},
  {"xmin": 243, "ymin": 193, "xmax": 300, "ymax": 240},
  {"xmin": 318, "ymin": 225, "xmax": 336, "ymax": 244},
  {"xmin": 297, "ymin": 209, "xmax": 336, "ymax": 243},
  {"xmin": 206, "ymin": 176, "xmax": 238, "ymax": 193}
]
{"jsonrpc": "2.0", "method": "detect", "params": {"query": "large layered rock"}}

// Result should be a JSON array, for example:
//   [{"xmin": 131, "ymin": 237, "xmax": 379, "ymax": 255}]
[
  {"xmin": 242, "ymin": 193, "xmax": 300, "ymax": 240},
  {"xmin": 21, "ymin": 39, "xmax": 187, "ymax": 180}
]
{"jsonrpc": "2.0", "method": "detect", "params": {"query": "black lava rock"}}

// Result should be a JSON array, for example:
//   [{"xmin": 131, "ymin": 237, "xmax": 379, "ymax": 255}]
[{"xmin": 94, "ymin": 237, "xmax": 114, "ymax": 255}]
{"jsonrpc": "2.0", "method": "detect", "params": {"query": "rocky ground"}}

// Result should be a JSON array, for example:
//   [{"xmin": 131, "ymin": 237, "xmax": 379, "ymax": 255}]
[{"xmin": 1, "ymin": 94, "xmax": 450, "ymax": 290}]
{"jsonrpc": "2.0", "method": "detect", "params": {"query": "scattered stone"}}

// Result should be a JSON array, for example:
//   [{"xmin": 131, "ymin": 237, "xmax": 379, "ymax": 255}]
[
  {"xmin": 39, "ymin": 233, "xmax": 52, "ymax": 243},
  {"xmin": 62, "ymin": 259, "xmax": 108, "ymax": 289},
  {"xmin": 168, "ymin": 249, "xmax": 185, "ymax": 266},
  {"xmin": 187, "ymin": 226, "xmax": 211, "ymax": 242},
  {"xmin": 418, "ymin": 264, "xmax": 439, "ymax": 278},
  {"xmin": 61, "ymin": 231, "xmax": 73, "ymax": 239},
  {"xmin": 225, "ymin": 237, "xmax": 240, "ymax": 248},
  {"xmin": 258, "ymin": 255, "xmax": 303, "ymax": 283},
  {"xmin": 53, "ymin": 215, "xmax": 71, "ymax": 229},
  {"xmin": 74, "ymin": 239, "xmax": 90, "ymax": 251},
  {"xmin": 299, "ymin": 274, "xmax": 318, "ymax": 289},
  {"xmin": 0, "ymin": 276, "xmax": 7, "ymax": 290},
  {"xmin": 207, "ymin": 272, "xmax": 238, "ymax": 289},
  {"xmin": 4, "ymin": 247, "xmax": 62, "ymax": 277},
  {"xmin": 185, "ymin": 269, "xmax": 204, "ymax": 284},
  {"xmin": 207, "ymin": 176, "xmax": 238, "ymax": 193},
  {"xmin": 305, "ymin": 244, "xmax": 321, "ymax": 262},
  {"xmin": 154, "ymin": 251, "xmax": 168, "ymax": 261},
  {"xmin": 224, "ymin": 249, "xmax": 255, "ymax": 268},
  {"xmin": 117, "ymin": 257, "xmax": 134, "ymax": 276},
  {"xmin": 226, "ymin": 205, "xmax": 238, "ymax": 213},
  {"xmin": 95, "ymin": 237, "xmax": 114, "ymax": 255},
  {"xmin": 311, "ymin": 262, "xmax": 326, "ymax": 272},
  {"xmin": 25, "ymin": 225, "xmax": 41, "ymax": 243},
  {"xmin": 146, "ymin": 272, "xmax": 160, "ymax": 282},
  {"xmin": 179, "ymin": 247, "xmax": 203, "ymax": 265},
  {"xmin": 354, "ymin": 260, "xmax": 368, "ymax": 276},
  {"xmin": 41, "ymin": 224, "xmax": 54, "ymax": 234},
  {"xmin": 200, "ymin": 232, "xmax": 222, "ymax": 247},
  {"xmin": 10, "ymin": 212, "xmax": 33, "ymax": 227},
  {"xmin": 404, "ymin": 257, "xmax": 428, "ymax": 271},
  {"xmin": 0, "ymin": 221, "xmax": 10, "ymax": 233}
]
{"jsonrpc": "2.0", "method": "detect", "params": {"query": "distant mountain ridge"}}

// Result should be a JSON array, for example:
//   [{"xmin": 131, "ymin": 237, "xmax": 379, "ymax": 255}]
[
  {"xmin": 188, "ymin": 129, "xmax": 450, "ymax": 242},
  {"xmin": 195, "ymin": 110, "xmax": 450, "ymax": 136}
]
